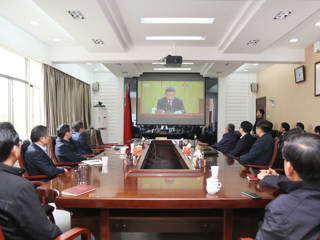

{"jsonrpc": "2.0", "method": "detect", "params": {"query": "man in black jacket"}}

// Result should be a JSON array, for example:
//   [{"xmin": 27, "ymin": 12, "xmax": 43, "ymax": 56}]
[
  {"xmin": 0, "ymin": 122, "xmax": 62, "ymax": 239},
  {"xmin": 229, "ymin": 121, "xmax": 254, "ymax": 157},
  {"xmin": 255, "ymin": 133, "xmax": 320, "ymax": 239},
  {"xmin": 55, "ymin": 123, "xmax": 87, "ymax": 163},
  {"xmin": 24, "ymin": 125, "xmax": 66, "ymax": 181}
]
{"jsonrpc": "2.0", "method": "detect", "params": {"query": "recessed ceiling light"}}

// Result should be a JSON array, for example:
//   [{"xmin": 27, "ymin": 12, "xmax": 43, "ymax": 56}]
[
  {"xmin": 92, "ymin": 39, "xmax": 104, "ymax": 44},
  {"xmin": 67, "ymin": 11, "xmax": 85, "ymax": 20},
  {"xmin": 86, "ymin": 63, "xmax": 92, "ymax": 65},
  {"xmin": 253, "ymin": 63, "xmax": 259, "ymax": 66},
  {"xmin": 141, "ymin": 18, "xmax": 214, "ymax": 24},
  {"xmin": 315, "ymin": 22, "xmax": 320, "ymax": 26},
  {"xmin": 52, "ymin": 38, "xmax": 60, "ymax": 42},
  {"xmin": 94, "ymin": 69, "xmax": 99, "ymax": 71},
  {"xmin": 146, "ymin": 36, "xmax": 205, "ymax": 41},
  {"xmin": 244, "ymin": 69, "xmax": 249, "ymax": 72},
  {"xmin": 290, "ymin": 38, "xmax": 298, "ymax": 42},
  {"xmin": 273, "ymin": 11, "xmax": 291, "ymax": 20},
  {"xmin": 29, "ymin": 20, "xmax": 39, "ymax": 25},
  {"xmin": 153, "ymin": 68, "xmax": 191, "ymax": 71}
]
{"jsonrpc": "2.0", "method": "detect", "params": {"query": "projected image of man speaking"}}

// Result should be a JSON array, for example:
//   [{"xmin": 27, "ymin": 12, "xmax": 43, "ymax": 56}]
[{"xmin": 156, "ymin": 86, "xmax": 186, "ymax": 114}]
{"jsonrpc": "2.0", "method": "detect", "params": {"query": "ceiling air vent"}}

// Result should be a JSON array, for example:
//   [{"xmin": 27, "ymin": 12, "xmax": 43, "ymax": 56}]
[
  {"xmin": 216, "ymin": 71, "xmax": 223, "ymax": 74},
  {"xmin": 274, "ymin": 11, "xmax": 291, "ymax": 20},
  {"xmin": 247, "ymin": 40, "xmax": 260, "ymax": 45},
  {"xmin": 121, "ymin": 71, "xmax": 128, "ymax": 74},
  {"xmin": 224, "ymin": 63, "xmax": 232, "ymax": 67},
  {"xmin": 67, "ymin": 11, "xmax": 85, "ymax": 20},
  {"xmin": 114, "ymin": 63, "xmax": 121, "ymax": 66},
  {"xmin": 92, "ymin": 39, "xmax": 104, "ymax": 44}
]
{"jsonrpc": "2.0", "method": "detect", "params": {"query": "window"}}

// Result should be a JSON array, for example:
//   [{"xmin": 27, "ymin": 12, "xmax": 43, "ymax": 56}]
[
  {"xmin": 0, "ymin": 77, "xmax": 9, "ymax": 122},
  {"xmin": 0, "ymin": 47, "xmax": 43, "ymax": 139}
]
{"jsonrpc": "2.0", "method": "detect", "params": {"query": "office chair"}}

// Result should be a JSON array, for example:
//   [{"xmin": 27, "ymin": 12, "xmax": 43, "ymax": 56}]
[
  {"xmin": 0, "ymin": 223, "xmax": 91, "ymax": 240},
  {"xmin": 93, "ymin": 129, "xmax": 117, "ymax": 148},
  {"xmin": 82, "ymin": 130, "xmax": 105, "ymax": 152}
]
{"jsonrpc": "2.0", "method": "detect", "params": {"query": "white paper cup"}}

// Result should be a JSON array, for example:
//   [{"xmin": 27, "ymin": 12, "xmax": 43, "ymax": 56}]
[
  {"xmin": 119, "ymin": 147, "xmax": 126, "ymax": 154},
  {"xmin": 211, "ymin": 166, "xmax": 219, "ymax": 179},
  {"xmin": 102, "ymin": 157, "xmax": 108, "ymax": 166}
]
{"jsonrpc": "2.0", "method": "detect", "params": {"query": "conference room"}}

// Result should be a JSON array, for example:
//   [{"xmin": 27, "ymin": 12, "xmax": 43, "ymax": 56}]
[{"xmin": 1, "ymin": 0, "xmax": 320, "ymax": 239}]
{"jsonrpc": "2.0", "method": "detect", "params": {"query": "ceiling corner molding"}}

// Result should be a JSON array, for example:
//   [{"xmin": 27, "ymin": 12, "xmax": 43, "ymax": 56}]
[{"xmin": 96, "ymin": 0, "xmax": 133, "ymax": 51}]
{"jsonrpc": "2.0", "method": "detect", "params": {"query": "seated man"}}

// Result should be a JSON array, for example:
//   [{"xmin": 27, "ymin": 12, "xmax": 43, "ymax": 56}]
[
  {"xmin": 252, "ymin": 109, "xmax": 264, "ymax": 134},
  {"xmin": 238, "ymin": 119, "xmax": 274, "ymax": 166},
  {"xmin": 70, "ymin": 121, "xmax": 94, "ymax": 155},
  {"xmin": 156, "ymin": 86, "xmax": 186, "ymax": 114},
  {"xmin": 212, "ymin": 123, "xmax": 237, "ymax": 151},
  {"xmin": 0, "ymin": 122, "xmax": 62, "ymax": 239},
  {"xmin": 295, "ymin": 122, "xmax": 305, "ymax": 130},
  {"xmin": 229, "ymin": 121, "xmax": 254, "ymax": 157},
  {"xmin": 24, "ymin": 125, "xmax": 67, "ymax": 181},
  {"xmin": 255, "ymin": 133, "xmax": 320, "ymax": 239},
  {"xmin": 55, "ymin": 123, "xmax": 87, "ymax": 163}
]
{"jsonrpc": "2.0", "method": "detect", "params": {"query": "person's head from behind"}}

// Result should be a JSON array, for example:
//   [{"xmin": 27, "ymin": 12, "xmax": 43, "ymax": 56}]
[
  {"xmin": 165, "ymin": 86, "xmax": 176, "ymax": 102},
  {"xmin": 268, "ymin": 121, "xmax": 273, "ymax": 130},
  {"xmin": 31, "ymin": 125, "xmax": 50, "ymax": 146},
  {"xmin": 226, "ymin": 123, "xmax": 235, "ymax": 133},
  {"xmin": 283, "ymin": 133, "xmax": 320, "ymax": 181},
  {"xmin": 313, "ymin": 125, "xmax": 320, "ymax": 135},
  {"xmin": 295, "ymin": 122, "xmax": 304, "ymax": 130},
  {"xmin": 57, "ymin": 124, "xmax": 71, "ymax": 140},
  {"xmin": 72, "ymin": 121, "xmax": 84, "ymax": 132},
  {"xmin": 240, "ymin": 121, "xmax": 252, "ymax": 135},
  {"xmin": 256, "ymin": 119, "xmax": 269, "ymax": 136},
  {"xmin": 0, "ymin": 122, "xmax": 20, "ymax": 164},
  {"xmin": 256, "ymin": 109, "xmax": 264, "ymax": 118},
  {"xmin": 283, "ymin": 128, "xmax": 306, "ymax": 146},
  {"xmin": 280, "ymin": 122, "xmax": 290, "ymax": 133}
]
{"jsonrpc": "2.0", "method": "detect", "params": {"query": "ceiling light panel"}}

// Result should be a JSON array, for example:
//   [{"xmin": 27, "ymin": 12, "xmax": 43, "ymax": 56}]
[
  {"xmin": 154, "ymin": 68, "xmax": 191, "ymax": 71},
  {"xmin": 67, "ymin": 11, "xmax": 85, "ymax": 20},
  {"xmin": 146, "ymin": 36, "xmax": 206, "ymax": 40},
  {"xmin": 141, "ymin": 18, "xmax": 214, "ymax": 24}
]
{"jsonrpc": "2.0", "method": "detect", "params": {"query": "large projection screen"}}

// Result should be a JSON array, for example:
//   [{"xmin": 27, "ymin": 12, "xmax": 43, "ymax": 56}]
[{"xmin": 137, "ymin": 73, "xmax": 206, "ymax": 125}]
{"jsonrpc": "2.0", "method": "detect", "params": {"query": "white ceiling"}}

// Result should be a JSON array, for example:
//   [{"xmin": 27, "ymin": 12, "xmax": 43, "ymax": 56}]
[{"xmin": 1, "ymin": 0, "xmax": 320, "ymax": 78}]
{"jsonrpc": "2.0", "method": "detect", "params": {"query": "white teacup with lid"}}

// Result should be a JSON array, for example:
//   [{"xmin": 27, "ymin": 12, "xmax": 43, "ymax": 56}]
[{"xmin": 206, "ymin": 177, "xmax": 222, "ymax": 194}]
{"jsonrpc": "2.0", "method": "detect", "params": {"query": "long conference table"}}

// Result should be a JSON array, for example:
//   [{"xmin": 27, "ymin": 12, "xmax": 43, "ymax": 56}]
[{"xmin": 39, "ymin": 140, "xmax": 278, "ymax": 240}]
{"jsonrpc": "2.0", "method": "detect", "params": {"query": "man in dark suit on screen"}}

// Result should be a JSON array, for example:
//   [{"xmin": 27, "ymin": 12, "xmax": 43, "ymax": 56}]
[
  {"xmin": 156, "ymin": 86, "xmax": 186, "ymax": 114},
  {"xmin": 229, "ymin": 121, "xmax": 254, "ymax": 157}
]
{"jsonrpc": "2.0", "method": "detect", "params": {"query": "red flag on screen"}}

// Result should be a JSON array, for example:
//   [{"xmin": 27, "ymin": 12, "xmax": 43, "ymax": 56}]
[{"xmin": 123, "ymin": 84, "xmax": 132, "ymax": 142}]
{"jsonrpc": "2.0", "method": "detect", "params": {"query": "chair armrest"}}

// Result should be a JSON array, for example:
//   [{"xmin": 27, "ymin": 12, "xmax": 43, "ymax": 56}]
[
  {"xmin": 30, "ymin": 180, "xmax": 46, "ymax": 186},
  {"xmin": 92, "ymin": 148, "xmax": 104, "ymax": 152},
  {"xmin": 55, "ymin": 162, "xmax": 79, "ymax": 166},
  {"xmin": 237, "ymin": 238, "xmax": 253, "ymax": 240},
  {"xmin": 82, "ymin": 154, "xmax": 95, "ymax": 158},
  {"xmin": 244, "ymin": 164, "xmax": 269, "ymax": 169},
  {"xmin": 23, "ymin": 175, "xmax": 50, "ymax": 180},
  {"xmin": 54, "ymin": 227, "xmax": 91, "ymax": 240}
]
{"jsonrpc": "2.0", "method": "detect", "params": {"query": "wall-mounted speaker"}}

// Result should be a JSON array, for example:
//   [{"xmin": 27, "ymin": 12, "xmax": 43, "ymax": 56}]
[
  {"xmin": 251, "ymin": 83, "xmax": 258, "ymax": 92},
  {"xmin": 92, "ymin": 82, "xmax": 99, "ymax": 91}
]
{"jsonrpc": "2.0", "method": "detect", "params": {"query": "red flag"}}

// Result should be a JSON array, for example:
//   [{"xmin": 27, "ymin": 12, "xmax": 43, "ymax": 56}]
[{"xmin": 123, "ymin": 84, "xmax": 133, "ymax": 142}]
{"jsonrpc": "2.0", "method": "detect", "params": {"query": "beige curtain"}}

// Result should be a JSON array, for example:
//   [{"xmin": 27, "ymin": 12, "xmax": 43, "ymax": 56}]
[{"xmin": 43, "ymin": 64, "xmax": 91, "ymax": 135}]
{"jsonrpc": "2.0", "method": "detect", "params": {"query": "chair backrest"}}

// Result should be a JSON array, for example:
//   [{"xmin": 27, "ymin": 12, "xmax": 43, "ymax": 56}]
[
  {"xmin": 94, "ymin": 129, "xmax": 104, "ymax": 146},
  {"xmin": 268, "ymin": 138, "xmax": 280, "ymax": 168},
  {"xmin": 0, "ymin": 223, "xmax": 4, "ymax": 240},
  {"xmin": 49, "ymin": 136, "xmax": 58, "ymax": 163},
  {"xmin": 83, "ymin": 130, "xmax": 96, "ymax": 148},
  {"xmin": 18, "ymin": 140, "xmax": 31, "ymax": 176}
]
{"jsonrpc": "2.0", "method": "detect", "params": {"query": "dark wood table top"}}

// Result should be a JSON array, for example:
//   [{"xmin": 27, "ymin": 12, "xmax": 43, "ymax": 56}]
[{"xmin": 41, "ymin": 142, "xmax": 277, "ymax": 210}]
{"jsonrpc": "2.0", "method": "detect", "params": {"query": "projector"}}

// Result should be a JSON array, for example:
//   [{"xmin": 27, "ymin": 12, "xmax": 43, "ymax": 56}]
[{"xmin": 165, "ymin": 55, "xmax": 182, "ymax": 67}]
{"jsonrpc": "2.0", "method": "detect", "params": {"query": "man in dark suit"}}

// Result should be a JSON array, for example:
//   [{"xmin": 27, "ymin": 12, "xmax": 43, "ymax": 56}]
[
  {"xmin": 70, "ymin": 121, "xmax": 94, "ymax": 155},
  {"xmin": 0, "ymin": 122, "xmax": 62, "ymax": 239},
  {"xmin": 55, "ymin": 123, "xmax": 87, "ymax": 163},
  {"xmin": 252, "ymin": 109, "xmax": 264, "ymax": 134},
  {"xmin": 212, "ymin": 123, "xmax": 237, "ymax": 151},
  {"xmin": 24, "ymin": 125, "xmax": 67, "ymax": 181},
  {"xmin": 229, "ymin": 121, "xmax": 254, "ymax": 157},
  {"xmin": 239, "ymin": 119, "xmax": 274, "ymax": 166},
  {"xmin": 156, "ymin": 86, "xmax": 186, "ymax": 114}
]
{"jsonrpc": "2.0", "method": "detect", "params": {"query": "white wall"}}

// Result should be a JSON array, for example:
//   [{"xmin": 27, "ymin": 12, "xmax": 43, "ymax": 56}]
[
  {"xmin": 92, "ymin": 73, "xmax": 124, "ymax": 143},
  {"xmin": 217, "ymin": 73, "xmax": 256, "ymax": 141},
  {"xmin": 0, "ymin": 15, "xmax": 92, "ymax": 84}
]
